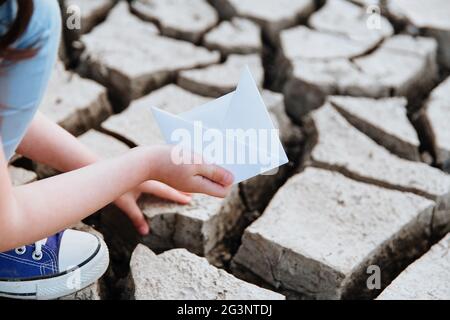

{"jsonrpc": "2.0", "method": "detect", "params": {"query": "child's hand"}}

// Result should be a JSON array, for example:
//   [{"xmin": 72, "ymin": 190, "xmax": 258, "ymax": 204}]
[
  {"xmin": 114, "ymin": 180, "xmax": 192, "ymax": 235},
  {"xmin": 114, "ymin": 146, "xmax": 234, "ymax": 236},
  {"xmin": 150, "ymin": 145, "xmax": 234, "ymax": 198}
]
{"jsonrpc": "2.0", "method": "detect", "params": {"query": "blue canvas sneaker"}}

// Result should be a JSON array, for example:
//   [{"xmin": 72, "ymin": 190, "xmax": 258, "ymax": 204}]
[{"xmin": 0, "ymin": 229, "xmax": 109, "ymax": 300}]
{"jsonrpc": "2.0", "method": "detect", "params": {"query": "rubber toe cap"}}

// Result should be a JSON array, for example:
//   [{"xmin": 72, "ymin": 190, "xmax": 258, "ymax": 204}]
[{"xmin": 58, "ymin": 230, "xmax": 100, "ymax": 272}]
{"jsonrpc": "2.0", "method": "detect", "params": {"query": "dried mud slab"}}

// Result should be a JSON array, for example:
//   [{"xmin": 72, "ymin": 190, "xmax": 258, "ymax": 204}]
[
  {"xmin": 127, "ymin": 244, "xmax": 284, "ymax": 300},
  {"xmin": 329, "ymin": 96, "xmax": 420, "ymax": 161},
  {"xmin": 306, "ymin": 104, "xmax": 450, "ymax": 236},
  {"xmin": 8, "ymin": 166, "xmax": 37, "ymax": 186},
  {"xmin": 41, "ymin": 62, "xmax": 112, "ymax": 136},
  {"xmin": 386, "ymin": 0, "xmax": 450, "ymax": 68},
  {"xmin": 59, "ymin": 0, "xmax": 116, "ymax": 65},
  {"xmin": 65, "ymin": 0, "xmax": 116, "ymax": 34},
  {"xmin": 283, "ymin": 35, "xmax": 438, "ymax": 119},
  {"xmin": 78, "ymin": 2, "xmax": 219, "ymax": 109},
  {"xmin": 377, "ymin": 233, "xmax": 450, "ymax": 300},
  {"xmin": 177, "ymin": 54, "xmax": 264, "ymax": 97},
  {"xmin": 233, "ymin": 167, "xmax": 435, "ymax": 299},
  {"xmin": 280, "ymin": 26, "xmax": 373, "ymax": 61},
  {"xmin": 209, "ymin": 0, "xmax": 315, "ymax": 44},
  {"xmin": 77, "ymin": 129, "xmax": 130, "ymax": 158},
  {"xmin": 417, "ymin": 77, "xmax": 450, "ymax": 170},
  {"xmin": 350, "ymin": 0, "xmax": 381, "ymax": 6},
  {"xmin": 309, "ymin": 0, "xmax": 393, "ymax": 50},
  {"xmin": 204, "ymin": 18, "xmax": 262, "ymax": 56},
  {"xmin": 131, "ymin": 0, "xmax": 218, "ymax": 43},
  {"xmin": 138, "ymin": 186, "xmax": 245, "ymax": 255},
  {"xmin": 353, "ymin": 36, "xmax": 438, "ymax": 98}
]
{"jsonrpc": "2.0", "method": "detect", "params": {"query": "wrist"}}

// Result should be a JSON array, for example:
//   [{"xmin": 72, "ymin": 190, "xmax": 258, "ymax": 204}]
[{"xmin": 138, "ymin": 145, "xmax": 168, "ymax": 182}]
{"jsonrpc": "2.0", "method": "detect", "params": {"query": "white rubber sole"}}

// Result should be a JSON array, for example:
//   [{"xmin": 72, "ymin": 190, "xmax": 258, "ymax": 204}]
[{"xmin": 0, "ymin": 237, "xmax": 109, "ymax": 300}]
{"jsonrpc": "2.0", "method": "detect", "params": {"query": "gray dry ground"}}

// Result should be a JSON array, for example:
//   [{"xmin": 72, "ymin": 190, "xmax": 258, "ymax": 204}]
[
  {"xmin": 377, "ymin": 233, "xmax": 450, "ymax": 300},
  {"xmin": 8, "ymin": 0, "xmax": 450, "ymax": 300}
]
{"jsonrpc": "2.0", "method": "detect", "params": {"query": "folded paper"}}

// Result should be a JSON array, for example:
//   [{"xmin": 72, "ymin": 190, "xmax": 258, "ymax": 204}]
[{"xmin": 151, "ymin": 66, "xmax": 288, "ymax": 184}]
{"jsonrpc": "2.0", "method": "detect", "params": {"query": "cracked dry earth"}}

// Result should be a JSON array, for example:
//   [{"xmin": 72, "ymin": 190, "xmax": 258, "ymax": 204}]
[{"xmin": 8, "ymin": 0, "xmax": 450, "ymax": 300}]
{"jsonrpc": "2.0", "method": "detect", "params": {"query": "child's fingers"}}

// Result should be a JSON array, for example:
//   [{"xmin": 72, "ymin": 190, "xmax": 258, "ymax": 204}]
[
  {"xmin": 197, "ymin": 164, "xmax": 234, "ymax": 187},
  {"xmin": 116, "ymin": 199, "xmax": 150, "ymax": 235},
  {"xmin": 140, "ymin": 180, "xmax": 191, "ymax": 204},
  {"xmin": 191, "ymin": 175, "xmax": 231, "ymax": 198}
]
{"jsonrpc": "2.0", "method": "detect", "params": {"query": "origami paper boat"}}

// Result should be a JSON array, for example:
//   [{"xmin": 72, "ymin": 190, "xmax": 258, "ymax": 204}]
[{"xmin": 152, "ymin": 66, "xmax": 288, "ymax": 184}]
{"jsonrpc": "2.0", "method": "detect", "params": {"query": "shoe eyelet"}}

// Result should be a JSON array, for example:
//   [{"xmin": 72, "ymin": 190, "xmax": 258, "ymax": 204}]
[
  {"xmin": 15, "ymin": 247, "xmax": 26, "ymax": 255},
  {"xmin": 32, "ymin": 251, "xmax": 43, "ymax": 261}
]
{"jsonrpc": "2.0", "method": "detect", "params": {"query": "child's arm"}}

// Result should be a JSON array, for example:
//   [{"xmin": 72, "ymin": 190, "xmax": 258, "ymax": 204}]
[
  {"xmin": 0, "ymin": 144, "xmax": 233, "ymax": 252},
  {"xmin": 16, "ymin": 112, "xmax": 192, "ymax": 235},
  {"xmin": 17, "ymin": 112, "xmax": 101, "ymax": 172}
]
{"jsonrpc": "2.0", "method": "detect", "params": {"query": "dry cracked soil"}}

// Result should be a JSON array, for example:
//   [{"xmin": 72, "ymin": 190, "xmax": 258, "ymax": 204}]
[{"xmin": 8, "ymin": 0, "xmax": 450, "ymax": 300}]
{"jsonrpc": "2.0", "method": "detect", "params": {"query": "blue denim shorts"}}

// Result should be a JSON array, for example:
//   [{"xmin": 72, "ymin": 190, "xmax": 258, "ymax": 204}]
[{"xmin": 0, "ymin": 0, "xmax": 61, "ymax": 160}]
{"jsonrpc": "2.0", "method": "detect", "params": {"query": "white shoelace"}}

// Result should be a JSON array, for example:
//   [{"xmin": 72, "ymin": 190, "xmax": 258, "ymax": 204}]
[
  {"xmin": 33, "ymin": 239, "xmax": 46, "ymax": 260},
  {"xmin": 15, "ymin": 238, "xmax": 47, "ymax": 260}
]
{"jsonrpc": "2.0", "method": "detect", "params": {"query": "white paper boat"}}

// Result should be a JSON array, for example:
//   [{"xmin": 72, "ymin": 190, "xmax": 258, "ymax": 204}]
[{"xmin": 151, "ymin": 66, "xmax": 288, "ymax": 184}]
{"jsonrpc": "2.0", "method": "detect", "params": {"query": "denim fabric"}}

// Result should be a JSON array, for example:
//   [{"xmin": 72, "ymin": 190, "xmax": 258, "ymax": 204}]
[
  {"xmin": 0, "ymin": 232, "xmax": 64, "ymax": 279},
  {"xmin": 0, "ymin": 0, "xmax": 61, "ymax": 160}
]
